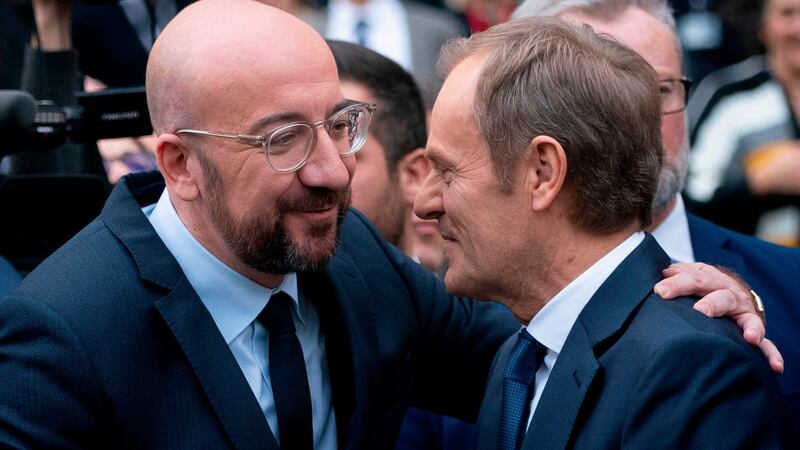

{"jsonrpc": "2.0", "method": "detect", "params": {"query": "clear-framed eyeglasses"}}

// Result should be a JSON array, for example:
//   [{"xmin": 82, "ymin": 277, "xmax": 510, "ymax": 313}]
[
  {"xmin": 659, "ymin": 78, "xmax": 692, "ymax": 115},
  {"xmin": 176, "ymin": 102, "xmax": 377, "ymax": 173}
]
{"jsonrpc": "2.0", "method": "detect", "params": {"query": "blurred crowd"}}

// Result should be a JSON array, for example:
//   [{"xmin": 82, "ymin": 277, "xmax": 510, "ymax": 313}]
[{"xmin": 3, "ymin": 0, "xmax": 798, "ymax": 252}]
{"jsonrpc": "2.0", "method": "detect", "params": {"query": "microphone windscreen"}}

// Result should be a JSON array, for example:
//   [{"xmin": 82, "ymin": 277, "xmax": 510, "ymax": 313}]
[{"xmin": 0, "ymin": 90, "xmax": 36, "ymax": 130}]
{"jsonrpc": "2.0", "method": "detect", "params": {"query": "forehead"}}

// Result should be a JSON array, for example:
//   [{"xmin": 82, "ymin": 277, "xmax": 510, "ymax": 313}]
[
  {"xmin": 427, "ymin": 54, "xmax": 486, "ymax": 162},
  {"xmin": 340, "ymin": 80, "xmax": 376, "ymax": 104},
  {"xmin": 765, "ymin": 0, "xmax": 800, "ymax": 12},
  {"xmin": 200, "ymin": 48, "xmax": 344, "ymax": 129},
  {"xmin": 560, "ymin": 7, "xmax": 682, "ymax": 78}
]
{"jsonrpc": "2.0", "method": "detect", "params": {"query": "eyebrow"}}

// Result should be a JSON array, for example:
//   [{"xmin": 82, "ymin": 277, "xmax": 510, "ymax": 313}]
[
  {"xmin": 425, "ymin": 146, "xmax": 447, "ymax": 165},
  {"xmin": 247, "ymin": 99, "xmax": 358, "ymax": 135}
]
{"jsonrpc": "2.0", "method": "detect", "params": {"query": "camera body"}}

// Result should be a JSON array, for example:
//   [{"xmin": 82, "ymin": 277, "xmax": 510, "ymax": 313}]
[{"xmin": 0, "ymin": 87, "xmax": 152, "ymax": 157}]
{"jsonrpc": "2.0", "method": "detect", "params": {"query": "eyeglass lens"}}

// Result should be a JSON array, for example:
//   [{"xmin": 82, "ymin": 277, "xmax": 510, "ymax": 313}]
[
  {"xmin": 266, "ymin": 106, "xmax": 370, "ymax": 171},
  {"xmin": 659, "ymin": 80, "xmax": 688, "ymax": 114}
]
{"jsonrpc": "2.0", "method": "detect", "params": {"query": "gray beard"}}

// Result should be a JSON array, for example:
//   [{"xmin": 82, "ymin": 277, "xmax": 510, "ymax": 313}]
[{"xmin": 652, "ymin": 139, "xmax": 689, "ymax": 216}]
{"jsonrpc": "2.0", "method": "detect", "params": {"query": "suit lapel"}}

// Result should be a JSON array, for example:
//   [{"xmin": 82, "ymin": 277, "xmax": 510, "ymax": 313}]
[
  {"xmin": 522, "ymin": 329, "xmax": 598, "ymax": 450},
  {"xmin": 105, "ymin": 173, "xmax": 279, "ymax": 450},
  {"xmin": 155, "ymin": 277, "xmax": 280, "ymax": 450},
  {"xmin": 306, "ymin": 249, "xmax": 381, "ymax": 449},
  {"xmin": 524, "ymin": 235, "xmax": 670, "ymax": 450},
  {"xmin": 687, "ymin": 213, "xmax": 745, "ymax": 273},
  {"xmin": 406, "ymin": 8, "xmax": 424, "ymax": 74}
]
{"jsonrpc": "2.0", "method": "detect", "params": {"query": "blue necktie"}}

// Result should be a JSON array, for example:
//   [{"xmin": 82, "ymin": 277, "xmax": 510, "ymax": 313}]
[
  {"xmin": 259, "ymin": 292, "xmax": 313, "ymax": 450},
  {"xmin": 354, "ymin": 18, "xmax": 369, "ymax": 46},
  {"xmin": 497, "ymin": 330, "xmax": 547, "ymax": 450}
]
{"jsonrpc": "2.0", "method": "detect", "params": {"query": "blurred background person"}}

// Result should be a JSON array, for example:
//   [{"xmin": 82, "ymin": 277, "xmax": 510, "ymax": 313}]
[
  {"xmin": 329, "ymin": 40, "xmax": 446, "ymax": 274},
  {"xmin": 686, "ymin": 0, "xmax": 800, "ymax": 247},
  {"xmin": 304, "ymin": 0, "xmax": 467, "ymax": 106},
  {"xmin": 671, "ymin": 0, "xmax": 760, "ymax": 83}
]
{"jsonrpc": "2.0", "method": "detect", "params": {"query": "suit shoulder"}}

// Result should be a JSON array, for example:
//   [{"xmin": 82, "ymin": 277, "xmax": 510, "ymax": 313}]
[
  {"xmin": 404, "ymin": 1, "xmax": 465, "ymax": 34},
  {"xmin": 634, "ymin": 295, "xmax": 753, "ymax": 346},
  {"xmin": 10, "ymin": 215, "xmax": 150, "ymax": 325},
  {"xmin": 689, "ymin": 213, "xmax": 800, "ymax": 262}
]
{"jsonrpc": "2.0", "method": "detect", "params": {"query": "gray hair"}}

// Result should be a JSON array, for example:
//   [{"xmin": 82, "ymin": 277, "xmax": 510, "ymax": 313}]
[{"xmin": 512, "ymin": 0, "xmax": 677, "ymax": 40}]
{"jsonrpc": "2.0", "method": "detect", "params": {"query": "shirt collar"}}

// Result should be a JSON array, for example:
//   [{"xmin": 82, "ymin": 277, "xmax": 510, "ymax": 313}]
[
  {"xmin": 526, "ymin": 232, "xmax": 645, "ymax": 355},
  {"xmin": 651, "ymin": 195, "xmax": 696, "ymax": 263},
  {"xmin": 143, "ymin": 189, "xmax": 303, "ymax": 344}
]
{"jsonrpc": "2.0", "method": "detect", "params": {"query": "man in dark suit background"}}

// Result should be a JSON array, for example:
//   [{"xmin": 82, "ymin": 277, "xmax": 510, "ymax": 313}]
[
  {"xmin": 514, "ymin": 0, "xmax": 800, "ymax": 436},
  {"xmin": 0, "ymin": 0, "xmax": 778, "ymax": 448},
  {"xmin": 302, "ymin": 0, "xmax": 466, "ymax": 105},
  {"xmin": 414, "ymin": 16, "xmax": 785, "ymax": 449}
]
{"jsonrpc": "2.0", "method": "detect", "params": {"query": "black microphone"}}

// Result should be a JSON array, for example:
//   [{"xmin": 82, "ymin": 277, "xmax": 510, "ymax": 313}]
[
  {"xmin": 0, "ymin": 90, "xmax": 36, "ymax": 131},
  {"xmin": 0, "ymin": 89, "xmax": 71, "ymax": 156}
]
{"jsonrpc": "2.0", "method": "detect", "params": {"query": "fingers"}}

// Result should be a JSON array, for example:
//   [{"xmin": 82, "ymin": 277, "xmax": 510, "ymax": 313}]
[
  {"xmin": 758, "ymin": 338, "xmax": 784, "ymax": 375},
  {"xmin": 735, "ymin": 312, "xmax": 765, "ymax": 345},
  {"xmin": 658, "ymin": 263, "xmax": 782, "ymax": 374},
  {"xmin": 656, "ymin": 263, "xmax": 752, "ymax": 313},
  {"xmin": 656, "ymin": 262, "xmax": 725, "ymax": 299},
  {"xmin": 692, "ymin": 289, "xmax": 738, "ymax": 318}
]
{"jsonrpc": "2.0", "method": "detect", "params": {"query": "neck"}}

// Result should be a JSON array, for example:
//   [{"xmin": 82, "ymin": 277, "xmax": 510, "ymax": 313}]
[
  {"xmin": 647, "ymin": 195, "xmax": 677, "ymax": 232},
  {"xmin": 506, "ymin": 224, "xmax": 638, "ymax": 324}
]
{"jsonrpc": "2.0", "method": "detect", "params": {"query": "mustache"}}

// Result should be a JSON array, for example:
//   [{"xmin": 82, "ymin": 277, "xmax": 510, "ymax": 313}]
[{"xmin": 278, "ymin": 186, "xmax": 352, "ymax": 213}]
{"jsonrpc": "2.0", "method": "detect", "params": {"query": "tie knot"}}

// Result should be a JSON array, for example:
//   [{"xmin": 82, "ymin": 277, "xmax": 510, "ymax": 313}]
[
  {"xmin": 503, "ymin": 330, "xmax": 547, "ymax": 385},
  {"xmin": 259, "ymin": 292, "xmax": 297, "ymax": 335}
]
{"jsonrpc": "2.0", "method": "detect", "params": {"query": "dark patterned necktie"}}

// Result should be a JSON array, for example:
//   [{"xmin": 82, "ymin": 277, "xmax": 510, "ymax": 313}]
[
  {"xmin": 258, "ymin": 292, "xmax": 313, "ymax": 450},
  {"xmin": 354, "ymin": 18, "xmax": 369, "ymax": 46},
  {"xmin": 497, "ymin": 329, "xmax": 547, "ymax": 450}
]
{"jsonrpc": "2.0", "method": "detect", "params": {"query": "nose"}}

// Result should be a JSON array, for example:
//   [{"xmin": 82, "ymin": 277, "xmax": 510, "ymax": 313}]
[
  {"xmin": 297, "ymin": 128, "xmax": 353, "ymax": 191},
  {"xmin": 414, "ymin": 170, "xmax": 444, "ymax": 221}
]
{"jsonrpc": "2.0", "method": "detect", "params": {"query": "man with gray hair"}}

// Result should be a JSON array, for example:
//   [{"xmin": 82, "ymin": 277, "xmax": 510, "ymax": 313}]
[
  {"xmin": 415, "ymin": 15, "xmax": 785, "ymax": 449},
  {"xmin": 515, "ymin": 0, "xmax": 800, "ymax": 435}
]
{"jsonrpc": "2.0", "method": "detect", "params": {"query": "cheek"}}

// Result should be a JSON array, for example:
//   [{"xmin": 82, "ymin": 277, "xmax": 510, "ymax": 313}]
[
  {"xmin": 343, "ymin": 155, "xmax": 358, "ymax": 181},
  {"xmin": 350, "ymin": 159, "xmax": 390, "ymax": 210},
  {"xmin": 660, "ymin": 115, "xmax": 686, "ymax": 164}
]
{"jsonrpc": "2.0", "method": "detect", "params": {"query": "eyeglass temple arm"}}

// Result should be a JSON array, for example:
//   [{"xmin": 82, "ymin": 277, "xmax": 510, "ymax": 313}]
[{"xmin": 175, "ymin": 129, "xmax": 264, "ymax": 146}]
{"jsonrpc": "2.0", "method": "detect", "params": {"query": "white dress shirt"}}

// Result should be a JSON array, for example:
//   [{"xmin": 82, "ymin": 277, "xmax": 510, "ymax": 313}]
[
  {"xmin": 143, "ymin": 190, "xmax": 337, "ymax": 449},
  {"xmin": 524, "ymin": 232, "xmax": 645, "ymax": 429},
  {"xmin": 325, "ymin": 0, "xmax": 413, "ymax": 71},
  {"xmin": 651, "ymin": 195, "xmax": 696, "ymax": 263}
]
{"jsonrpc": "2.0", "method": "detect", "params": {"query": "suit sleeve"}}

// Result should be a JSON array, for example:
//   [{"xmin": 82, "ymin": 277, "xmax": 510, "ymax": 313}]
[
  {"xmin": 0, "ymin": 294, "xmax": 107, "ymax": 449},
  {"xmin": 386, "ymin": 243, "xmax": 519, "ymax": 422},
  {"xmin": 621, "ymin": 332, "xmax": 786, "ymax": 448}
]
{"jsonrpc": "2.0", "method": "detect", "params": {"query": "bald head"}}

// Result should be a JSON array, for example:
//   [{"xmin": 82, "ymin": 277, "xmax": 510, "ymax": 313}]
[{"xmin": 146, "ymin": 0, "xmax": 338, "ymax": 135}]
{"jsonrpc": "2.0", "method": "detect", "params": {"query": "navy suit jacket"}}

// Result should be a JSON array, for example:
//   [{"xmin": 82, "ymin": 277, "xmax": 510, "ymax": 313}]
[
  {"xmin": 687, "ymin": 212, "xmax": 800, "ymax": 434},
  {"xmin": 476, "ymin": 235, "xmax": 785, "ymax": 450},
  {"xmin": 0, "ymin": 171, "xmax": 518, "ymax": 449}
]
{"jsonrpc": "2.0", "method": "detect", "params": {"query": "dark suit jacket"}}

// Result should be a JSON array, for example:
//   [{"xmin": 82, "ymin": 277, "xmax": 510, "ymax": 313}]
[
  {"xmin": 687, "ymin": 212, "xmax": 800, "ymax": 442},
  {"xmin": 0, "ymin": 171, "xmax": 517, "ymax": 449},
  {"xmin": 476, "ymin": 235, "xmax": 785, "ymax": 450}
]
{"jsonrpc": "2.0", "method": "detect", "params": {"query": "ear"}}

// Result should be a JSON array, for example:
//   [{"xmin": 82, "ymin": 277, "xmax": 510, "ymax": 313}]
[
  {"xmin": 523, "ymin": 135, "xmax": 568, "ymax": 211},
  {"xmin": 397, "ymin": 148, "xmax": 432, "ymax": 205},
  {"xmin": 155, "ymin": 133, "xmax": 202, "ymax": 201}
]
